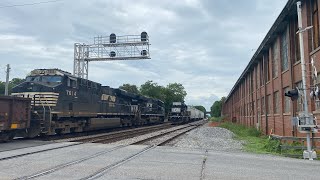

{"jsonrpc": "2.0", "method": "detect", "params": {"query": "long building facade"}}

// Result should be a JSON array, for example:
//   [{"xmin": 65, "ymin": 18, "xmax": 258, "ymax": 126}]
[{"xmin": 222, "ymin": 0, "xmax": 320, "ymax": 137}]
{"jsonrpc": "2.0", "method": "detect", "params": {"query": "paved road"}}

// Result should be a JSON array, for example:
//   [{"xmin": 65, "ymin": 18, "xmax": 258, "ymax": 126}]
[
  {"xmin": 0, "ymin": 141, "xmax": 319, "ymax": 179},
  {"xmin": 0, "ymin": 139, "xmax": 52, "ymax": 152}
]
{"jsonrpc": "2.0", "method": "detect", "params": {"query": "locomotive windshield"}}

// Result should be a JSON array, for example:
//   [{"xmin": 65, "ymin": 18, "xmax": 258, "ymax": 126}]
[{"xmin": 26, "ymin": 75, "xmax": 63, "ymax": 83}]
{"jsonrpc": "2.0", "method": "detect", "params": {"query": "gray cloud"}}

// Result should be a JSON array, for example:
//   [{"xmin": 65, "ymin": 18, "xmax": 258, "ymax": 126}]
[{"xmin": 0, "ymin": 0, "xmax": 287, "ymax": 110}]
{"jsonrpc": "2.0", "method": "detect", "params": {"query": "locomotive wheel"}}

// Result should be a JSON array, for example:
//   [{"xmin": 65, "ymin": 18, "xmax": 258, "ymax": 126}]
[
  {"xmin": 0, "ymin": 135, "xmax": 9, "ymax": 142},
  {"xmin": 55, "ymin": 129, "xmax": 63, "ymax": 135},
  {"xmin": 0, "ymin": 132, "xmax": 15, "ymax": 142}
]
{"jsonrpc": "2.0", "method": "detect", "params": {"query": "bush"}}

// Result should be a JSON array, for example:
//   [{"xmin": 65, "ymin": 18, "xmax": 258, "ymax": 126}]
[
  {"xmin": 210, "ymin": 117, "xmax": 222, "ymax": 122},
  {"xmin": 219, "ymin": 122, "xmax": 261, "ymax": 138},
  {"xmin": 247, "ymin": 128, "xmax": 261, "ymax": 137},
  {"xmin": 264, "ymin": 138, "xmax": 281, "ymax": 153}
]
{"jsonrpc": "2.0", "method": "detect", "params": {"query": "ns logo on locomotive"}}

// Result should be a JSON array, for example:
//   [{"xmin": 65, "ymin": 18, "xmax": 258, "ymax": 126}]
[{"xmin": 9, "ymin": 68, "xmax": 165, "ymax": 138}]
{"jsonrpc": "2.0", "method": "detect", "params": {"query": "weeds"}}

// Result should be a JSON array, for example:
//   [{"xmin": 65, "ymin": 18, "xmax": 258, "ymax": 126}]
[
  {"xmin": 219, "ymin": 122, "xmax": 299, "ymax": 156},
  {"xmin": 209, "ymin": 116, "xmax": 223, "ymax": 122}
]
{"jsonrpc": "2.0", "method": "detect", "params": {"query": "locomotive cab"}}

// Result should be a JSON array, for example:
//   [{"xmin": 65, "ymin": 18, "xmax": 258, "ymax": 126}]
[
  {"xmin": 11, "ymin": 69, "xmax": 80, "ymax": 136},
  {"xmin": 169, "ymin": 102, "xmax": 189, "ymax": 124}
]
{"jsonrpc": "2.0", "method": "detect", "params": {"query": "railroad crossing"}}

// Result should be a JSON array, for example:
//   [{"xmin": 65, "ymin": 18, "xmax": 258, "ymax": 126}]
[{"xmin": 0, "ymin": 121, "xmax": 320, "ymax": 180}]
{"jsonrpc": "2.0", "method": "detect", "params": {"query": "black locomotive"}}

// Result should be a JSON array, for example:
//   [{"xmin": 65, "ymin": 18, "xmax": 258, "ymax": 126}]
[
  {"xmin": 168, "ymin": 102, "xmax": 204, "ymax": 124},
  {"xmin": 11, "ymin": 69, "xmax": 165, "ymax": 137}
]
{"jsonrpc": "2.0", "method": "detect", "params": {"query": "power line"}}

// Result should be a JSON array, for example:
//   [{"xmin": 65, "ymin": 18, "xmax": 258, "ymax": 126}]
[{"xmin": 0, "ymin": 0, "xmax": 63, "ymax": 9}]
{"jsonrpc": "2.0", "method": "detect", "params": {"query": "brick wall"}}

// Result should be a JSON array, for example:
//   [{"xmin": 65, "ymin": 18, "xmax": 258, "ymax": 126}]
[{"xmin": 223, "ymin": 0, "xmax": 320, "ymax": 138}]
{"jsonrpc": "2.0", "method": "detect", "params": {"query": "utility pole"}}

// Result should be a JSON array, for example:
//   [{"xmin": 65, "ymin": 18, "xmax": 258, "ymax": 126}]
[
  {"xmin": 296, "ymin": 1, "xmax": 317, "ymax": 160},
  {"xmin": 4, "ymin": 64, "xmax": 10, "ymax": 96}
]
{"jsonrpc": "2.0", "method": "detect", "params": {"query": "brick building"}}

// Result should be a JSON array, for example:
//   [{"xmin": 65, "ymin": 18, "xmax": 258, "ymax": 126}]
[{"xmin": 222, "ymin": 0, "xmax": 320, "ymax": 137}]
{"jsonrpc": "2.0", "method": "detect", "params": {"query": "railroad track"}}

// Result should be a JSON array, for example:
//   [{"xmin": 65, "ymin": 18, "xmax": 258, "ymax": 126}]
[
  {"xmin": 38, "ymin": 122, "xmax": 172, "ymax": 142},
  {"xmin": 66, "ymin": 123, "xmax": 174, "ymax": 144},
  {"xmin": 13, "ymin": 120, "xmax": 206, "ymax": 180},
  {"xmin": 0, "ymin": 143, "xmax": 82, "ymax": 161},
  {"xmin": 0, "ymin": 123, "xmax": 171, "ymax": 162}
]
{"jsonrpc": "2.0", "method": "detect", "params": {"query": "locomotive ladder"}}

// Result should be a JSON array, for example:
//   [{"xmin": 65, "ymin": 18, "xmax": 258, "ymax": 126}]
[{"xmin": 36, "ymin": 94, "xmax": 52, "ymax": 134}]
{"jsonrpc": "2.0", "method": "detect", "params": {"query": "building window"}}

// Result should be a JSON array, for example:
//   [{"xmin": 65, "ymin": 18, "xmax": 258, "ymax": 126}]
[
  {"xmin": 315, "ymin": 72, "xmax": 320, "ymax": 110},
  {"xmin": 284, "ymin": 87, "xmax": 291, "ymax": 113},
  {"xmin": 265, "ymin": 54, "xmax": 270, "ymax": 82},
  {"xmin": 292, "ymin": 16, "xmax": 301, "ymax": 62},
  {"xmin": 274, "ymin": 91, "xmax": 280, "ymax": 114},
  {"xmin": 256, "ymin": 65, "xmax": 260, "ymax": 88},
  {"xmin": 257, "ymin": 98, "xmax": 260, "ymax": 115},
  {"xmin": 254, "ymin": 66, "xmax": 258, "ymax": 89},
  {"xmin": 244, "ymin": 104, "xmax": 249, "ymax": 116},
  {"xmin": 296, "ymin": 81, "xmax": 303, "ymax": 112},
  {"xmin": 251, "ymin": 72, "xmax": 254, "ymax": 93},
  {"xmin": 261, "ymin": 96, "xmax": 265, "ymax": 114},
  {"xmin": 267, "ymin": 94, "xmax": 271, "ymax": 115},
  {"xmin": 253, "ymin": 101, "xmax": 255, "ymax": 116},
  {"xmin": 312, "ymin": 0, "xmax": 320, "ymax": 49},
  {"xmin": 272, "ymin": 40, "xmax": 279, "ymax": 78},
  {"xmin": 260, "ymin": 60, "xmax": 264, "ymax": 86},
  {"xmin": 281, "ymin": 26, "xmax": 289, "ymax": 72}
]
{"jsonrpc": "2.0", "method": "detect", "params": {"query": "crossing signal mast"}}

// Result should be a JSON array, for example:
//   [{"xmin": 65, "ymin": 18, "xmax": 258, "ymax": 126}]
[
  {"xmin": 74, "ymin": 32, "xmax": 150, "ymax": 79},
  {"xmin": 285, "ymin": 2, "xmax": 319, "ymax": 160}
]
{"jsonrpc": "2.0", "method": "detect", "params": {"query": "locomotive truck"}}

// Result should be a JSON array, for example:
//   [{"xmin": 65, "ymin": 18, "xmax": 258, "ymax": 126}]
[{"xmin": 0, "ymin": 68, "xmax": 165, "ymax": 141}]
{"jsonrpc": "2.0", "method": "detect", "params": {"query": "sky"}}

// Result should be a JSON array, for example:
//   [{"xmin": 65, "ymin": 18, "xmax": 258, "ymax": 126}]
[{"xmin": 0, "ymin": 0, "xmax": 288, "ymax": 110}]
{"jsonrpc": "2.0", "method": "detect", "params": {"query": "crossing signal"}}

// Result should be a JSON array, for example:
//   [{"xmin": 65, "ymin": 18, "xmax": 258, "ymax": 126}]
[{"xmin": 284, "ymin": 89, "xmax": 299, "ymax": 101}]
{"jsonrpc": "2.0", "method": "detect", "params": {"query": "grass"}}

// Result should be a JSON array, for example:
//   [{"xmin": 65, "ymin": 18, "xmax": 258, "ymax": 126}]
[
  {"xmin": 219, "ymin": 122, "xmax": 320, "ymax": 160},
  {"xmin": 219, "ymin": 122, "xmax": 307, "ymax": 156},
  {"xmin": 209, "ymin": 116, "xmax": 223, "ymax": 122}
]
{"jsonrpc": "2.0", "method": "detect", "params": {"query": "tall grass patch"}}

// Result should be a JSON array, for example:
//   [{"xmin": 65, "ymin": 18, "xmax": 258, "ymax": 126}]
[{"xmin": 220, "ymin": 122, "xmax": 280, "ymax": 154}]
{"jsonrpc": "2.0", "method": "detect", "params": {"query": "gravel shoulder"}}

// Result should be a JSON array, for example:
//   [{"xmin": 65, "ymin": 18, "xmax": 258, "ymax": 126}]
[{"xmin": 167, "ymin": 123, "xmax": 244, "ymax": 152}]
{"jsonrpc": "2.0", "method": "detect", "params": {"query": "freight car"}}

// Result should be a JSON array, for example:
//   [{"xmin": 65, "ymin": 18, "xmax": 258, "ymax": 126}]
[
  {"xmin": 168, "ymin": 102, "xmax": 204, "ymax": 124},
  {"xmin": 11, "ymin": 69, "xmax": 165, "ymax": 137},
  {"xmin": 0, "ymin": 96, "xmax": 31, "ymax": 141}
]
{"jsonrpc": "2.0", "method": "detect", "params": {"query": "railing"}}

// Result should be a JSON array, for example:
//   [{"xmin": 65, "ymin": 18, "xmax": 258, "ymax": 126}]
[{"xmin": 271, "ymin": 135, "xmax": 320, "ymax": 158}]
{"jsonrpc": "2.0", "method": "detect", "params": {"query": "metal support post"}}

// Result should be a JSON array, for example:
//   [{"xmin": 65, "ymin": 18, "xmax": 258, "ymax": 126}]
[
  {"xmin": 297, "ymin": 1, "xmax": 315, "ymax": 160},
  {"xmin": 5, "ymin": 64, "xmax": 10, "ymax": 96},
  {"xmin": 73, "ymin": 33, "xmax": 150, "ymax": 79},
  {"xmin": 297, "ymin": 1, "xmax": 309, "ymax": 116}
]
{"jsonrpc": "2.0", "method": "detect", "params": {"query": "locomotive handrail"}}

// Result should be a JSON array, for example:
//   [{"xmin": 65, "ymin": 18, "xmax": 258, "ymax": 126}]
[
  {"xmin": 34, "ymin": 93, "xmax": 52, "ymax": 133},
  {"xmin": 42, "ymin": 94, "xmax": 52, "ymax": 126},
  {"xmin": 37, "ymin": 94, "xmax": 46, "ymax": 125}
]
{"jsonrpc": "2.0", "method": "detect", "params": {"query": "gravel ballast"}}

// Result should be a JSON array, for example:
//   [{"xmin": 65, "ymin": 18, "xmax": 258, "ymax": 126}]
[{"xmin": 169, "ymin": 125, "xmax": 243, "ymax": 151}]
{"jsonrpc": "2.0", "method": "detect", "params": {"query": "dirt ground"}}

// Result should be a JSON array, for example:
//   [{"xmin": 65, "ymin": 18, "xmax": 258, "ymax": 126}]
[{"xmin": 207, "ymin": 122, "xmax": 220, "ymax": 127}]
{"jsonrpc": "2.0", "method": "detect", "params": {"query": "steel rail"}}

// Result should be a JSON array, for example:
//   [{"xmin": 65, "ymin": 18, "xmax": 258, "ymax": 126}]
[
  {"xmin": 0, "ymin": 143, "xmax": 82, "ymax": 161},
  {"xmin": 13, "ymin": 120, "xmax": 206, "ymax": 179}
]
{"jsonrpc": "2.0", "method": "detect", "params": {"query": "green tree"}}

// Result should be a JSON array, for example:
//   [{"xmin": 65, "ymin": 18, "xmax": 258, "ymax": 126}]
[
  {"xmin": 140, "ymin": 81, "xmax": 187, "ymax": 115},
  {"xmin": 0, "ymin": 78, "xmax": 25, "ymax": 95},
  {"xmin": 119, "ymin": 83, "xmax": 139, "ymax": 94},
  {"xmin": 140, "ymin": 80, "xmax": 165, "ymax": 100},
  {"xmin": 194, "ymin": 105, "xmax": 206, "ymax": 113},
  {"xmin": 211, "ymin": 101, "xmax": 221, "ymax": 117},
  {"xmin": 210, "ymin": 97, "xmax": 225, "ymax": 117},
  {"xmin": 162, "ymin": 83, "xmax": 187, "ymax": 114},
  {"xmin": 165, "ymin": 83, "xmax": 187, "ymax": 102}
]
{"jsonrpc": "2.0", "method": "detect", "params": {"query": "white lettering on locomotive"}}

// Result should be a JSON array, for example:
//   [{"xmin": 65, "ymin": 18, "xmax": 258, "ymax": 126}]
[{"xmin": 66, "ymin": 90, "xmax": 77, "ymax": 96}]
